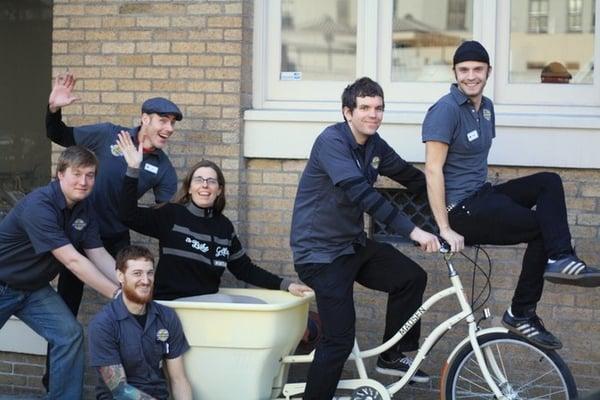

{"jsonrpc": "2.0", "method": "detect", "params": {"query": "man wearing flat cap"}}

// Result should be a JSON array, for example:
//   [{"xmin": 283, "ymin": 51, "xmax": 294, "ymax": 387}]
[
  {"xmin": 422, "ymin": 40, "xmax": 600, "ymax": 351},
  {"xmin": 44, "ymin": 71, "xmax": 182, "ymax": 393}
]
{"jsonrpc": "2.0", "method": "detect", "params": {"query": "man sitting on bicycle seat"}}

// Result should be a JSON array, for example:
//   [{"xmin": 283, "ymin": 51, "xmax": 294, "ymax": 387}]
[
  {"xmin": 422, "ymin": 41, "xmax": 600, "ymax": 350},
  {"xmin": 291, "ymin": 77, "xmax": 440, "ymax": 399}
]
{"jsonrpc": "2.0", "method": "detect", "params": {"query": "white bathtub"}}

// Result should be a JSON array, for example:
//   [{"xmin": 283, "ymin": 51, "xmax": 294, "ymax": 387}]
[{"xmin": 158, "ymin": 288, "xmax": 312, "ymax": 400}]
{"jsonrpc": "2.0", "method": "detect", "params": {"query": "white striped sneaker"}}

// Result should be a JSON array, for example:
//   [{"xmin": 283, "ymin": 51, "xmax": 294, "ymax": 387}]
[
  {"xmin": 544, "ymin": 254, "xmax": 600, "ymax": 287},
  {"xmin": 502, "ymin": 309, "xmax": 562, "ymax": 350}
]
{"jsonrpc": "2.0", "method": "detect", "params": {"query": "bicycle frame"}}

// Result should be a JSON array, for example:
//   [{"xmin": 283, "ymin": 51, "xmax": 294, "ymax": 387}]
[{"xmin": 278, "ymin": 253, "xmax": 509, "ymax": 399}]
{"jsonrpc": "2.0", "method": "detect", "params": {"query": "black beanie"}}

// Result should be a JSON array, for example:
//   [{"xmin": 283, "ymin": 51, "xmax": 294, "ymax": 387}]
[{"xmin": 453, "ymin": 41, "xmax": 489, "ymax": 66}]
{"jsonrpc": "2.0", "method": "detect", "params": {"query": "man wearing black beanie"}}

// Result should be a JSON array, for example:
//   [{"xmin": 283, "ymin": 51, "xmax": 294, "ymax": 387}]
[{"xmin": 422, "ymin": 40, "xmax": 600, "ymax": 350}]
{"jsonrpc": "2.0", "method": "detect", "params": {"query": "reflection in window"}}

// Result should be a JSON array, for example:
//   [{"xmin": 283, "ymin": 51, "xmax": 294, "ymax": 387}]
[
  {"xmin": 391, "ymin": 0, "xmax": 473, "ymax": 82},
  {"xmin": 280, "ymin": 0, "xmax": 356, "ymax": 81},
  {"xmin": 528, "ymin": 0, "xmax": 549, "ymax": 33},
  {"xmin": 511, "ymin": 0, "xmax": 594, "ymax": 84},
  {"xmin": 567, "ymin": 0, "xmax": 583, "ymax": 32},
  {"xmin": 0, "ymin": 0, "xmax": 52, "ymax": 218}
]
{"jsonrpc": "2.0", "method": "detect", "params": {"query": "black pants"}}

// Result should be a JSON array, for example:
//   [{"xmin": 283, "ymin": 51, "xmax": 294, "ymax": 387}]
[
  {"xmin": 43, "ymin": 232, "xmax": 130, "ymax": 393},
  {"xmin": 449, "ymin": 172, "xmax": 572, "ymax": 312},
  {"xmin": 295, "ymin": 239, "xmax": 427, "ymax": 400}
]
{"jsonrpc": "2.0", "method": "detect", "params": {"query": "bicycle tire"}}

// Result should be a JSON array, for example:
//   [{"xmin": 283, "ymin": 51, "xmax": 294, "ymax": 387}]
[{"xmin": 443, "ymin": 332, "xmax": 578, "ymax": 399}]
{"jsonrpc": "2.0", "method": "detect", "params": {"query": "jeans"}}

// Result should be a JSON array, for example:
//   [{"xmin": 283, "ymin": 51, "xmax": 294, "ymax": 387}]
[
  {"xmin": 295, "ymin": 239, "xmax": 427, "ymax": 400},
  {"xmin": 43, "ymin": 231, "xmax": 130, "ymax": 397},
  {"xmin": 449, "ymin": 172, "xmax": 572, "ymax": 312},
  {"xmin": 0, "ymin": 283, "xmax": 84, "ymax": 400}
]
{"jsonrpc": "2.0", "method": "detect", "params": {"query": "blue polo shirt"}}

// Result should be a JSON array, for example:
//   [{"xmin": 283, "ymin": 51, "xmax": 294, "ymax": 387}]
[
  {"xmin": 422, "ymin": 84, "xmax": 495, "ymax": 205},
  {"xmin": 73, "ymin": 123, "xmax": 177, "ymax": 239},
  {"xmin": 0, "ymin": 180, "xmax": 102, "ymax": 291},
  {"xmin": 291, "ymin": 122, "xmax": 421, "ymax": 264},
  {"xmin": 88, "ymin": 295, "xmax": 189, "ymax": 400}
]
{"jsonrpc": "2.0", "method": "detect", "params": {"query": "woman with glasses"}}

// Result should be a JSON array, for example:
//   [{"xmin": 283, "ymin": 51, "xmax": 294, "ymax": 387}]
[{"xmin": 116, "ymin": 132, "xmax": 312, "ymax": 301}]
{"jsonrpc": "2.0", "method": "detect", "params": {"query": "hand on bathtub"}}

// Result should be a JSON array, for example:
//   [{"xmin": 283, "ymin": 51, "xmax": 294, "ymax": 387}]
[{"xmin": 288, "ymin": 283, "xmax": 313, "ymax": 297}]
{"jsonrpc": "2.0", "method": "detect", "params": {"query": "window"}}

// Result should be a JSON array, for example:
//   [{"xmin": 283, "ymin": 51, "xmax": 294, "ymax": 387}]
[
  {"xmin": 0, "ymin": 0, "xmax": 52, "ymax": 218},
  {"xmin": 528, "ymin": 0, "xmax": 549, "ymax": 33},
  {"xmin": 390, "ymin": 0, "xmax": 473, "ymax": 83},
  {"xmin": 248, "ymin": 0, "xmax": 600, "ymax": 168},
  {"xmin": 280, "ymin": 0, "xmax": 357, "ymax": 82},
  {"xmin": 567, "ymin": 0, "xmax": 584, "ymax": 32}
]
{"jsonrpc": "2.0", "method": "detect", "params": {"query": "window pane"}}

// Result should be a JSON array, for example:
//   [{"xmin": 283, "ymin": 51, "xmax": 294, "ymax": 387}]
[
  {"xmin": 281, "ymin": 0, "xmax": 356, "ymax": 81},
  {"xmin": 0, "ymin": 0, "xmax": 52, "ymax": 218},
  {"xmin": 511, "ymin": 0, "xmax": 594, "ymax": 84},
  {"xmin": 391, "ymin": 0, "xmax": 473, "ymax": 82}
]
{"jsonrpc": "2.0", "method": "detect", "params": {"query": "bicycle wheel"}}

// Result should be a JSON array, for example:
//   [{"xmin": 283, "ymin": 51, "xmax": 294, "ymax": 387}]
[{"xmin": 444, "ymin": 332, "xmax": 577, "ymax": 399}]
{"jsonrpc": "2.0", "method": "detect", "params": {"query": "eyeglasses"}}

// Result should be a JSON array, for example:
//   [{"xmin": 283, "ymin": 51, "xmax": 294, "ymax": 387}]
[{"xmin": 192, "ymin": 176, "xmax": 219, "ymax": 186}]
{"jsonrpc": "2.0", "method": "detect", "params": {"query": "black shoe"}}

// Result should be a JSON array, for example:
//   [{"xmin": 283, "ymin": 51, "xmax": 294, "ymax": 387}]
[
  {"xmin": 502, "ymin": 310, "xmax": 562, "ymax": 350},
  {"xmin": 375, "ymin": 354, "xmax": 430, "ymax": 383},
  {"xmin": 544, "ymin": 254, "xmax": 600, "ymax": 287}
]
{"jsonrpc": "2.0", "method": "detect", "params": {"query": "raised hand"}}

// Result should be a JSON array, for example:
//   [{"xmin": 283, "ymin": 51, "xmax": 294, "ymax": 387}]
[
  {"xmin": 48, "ymin": 72, "xmax": 80, "ymax": 113},
  {"xmin": 116, "ymin": 131, "xmax": 143, "ymax": 169}
]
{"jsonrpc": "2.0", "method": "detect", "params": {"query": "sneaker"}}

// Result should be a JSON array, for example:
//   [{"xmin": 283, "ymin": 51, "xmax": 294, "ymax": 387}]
[
  {"xmin": 502, "ymin": 309, "xmax": 562, "ymax": 350},
  {"xmin": 544, "ymin": 254, "xmax": 600, "ymax": 287},
  {"xmin": 375, "ymin": 354, "xmax": 430, "ymax": 383}
]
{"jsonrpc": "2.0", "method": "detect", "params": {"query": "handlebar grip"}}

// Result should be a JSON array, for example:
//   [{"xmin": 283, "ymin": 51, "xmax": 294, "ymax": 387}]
[{"xmin": 413, "ymin": 236, "xmax": 451, "ymax": 254}]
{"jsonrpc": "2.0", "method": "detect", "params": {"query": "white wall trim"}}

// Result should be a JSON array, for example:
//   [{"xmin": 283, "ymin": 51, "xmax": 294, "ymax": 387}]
[
  {"xmin": 0, "ymin": 316, "xmax": 46, "ymax": 355},
  {"xmin": 243, "ymin": 109, "xmax": 600, "ymax": 168}
]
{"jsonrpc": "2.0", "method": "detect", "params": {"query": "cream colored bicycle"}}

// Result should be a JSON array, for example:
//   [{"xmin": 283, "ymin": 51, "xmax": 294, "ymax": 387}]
[{"xmin": 275, "ymin": 246, "xmax": 578, "ymax": 400}]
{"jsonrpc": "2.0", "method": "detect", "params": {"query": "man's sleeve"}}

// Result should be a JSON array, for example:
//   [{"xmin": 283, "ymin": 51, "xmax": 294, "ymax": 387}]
[
  {"xmin": 422, "ymin": 101, "xmax": 459, "ymax": 144},
  {"xmin": 153, "ymin": 163, "xmax": 178, "ymax": 203},
  {"xmin": 88, "ymin": 313, "xmax": 123, "ymax": 367},
  {"xmin": 377, "ymin": 137, "xmax": 426, "ymax": 195},
  {"xmin": 21, "ymin": 198, "xmax": 70, "ymax": 254},
  {"xmin": 45, "ymin": 107, "xmax": 76, "ymax": 147},
  {"xmin": 318, "ymin": 134, "xmax": 416, "ymax": 236},
  {"xmin": 73, "ymin": 122, "xmax": 118, "ymax": 150},
  {"xmin": 164, "ymin": 309, "xmax": 190, "ymax": 360}
]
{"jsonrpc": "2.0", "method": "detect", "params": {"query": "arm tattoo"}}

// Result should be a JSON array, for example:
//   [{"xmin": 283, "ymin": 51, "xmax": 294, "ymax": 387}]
[{"xmin": 98, "ymin": 365, "xmax": 156, "ymax": 400}]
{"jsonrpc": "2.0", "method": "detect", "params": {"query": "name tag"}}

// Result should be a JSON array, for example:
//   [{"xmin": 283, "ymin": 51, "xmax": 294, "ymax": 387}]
[
  {"xmin": 467, "ymin": 130, "xmax": 479, "ymax": 142},
  {"xmin": 144, "ymin": 163, "xmax": 159, "ymax": 174}
]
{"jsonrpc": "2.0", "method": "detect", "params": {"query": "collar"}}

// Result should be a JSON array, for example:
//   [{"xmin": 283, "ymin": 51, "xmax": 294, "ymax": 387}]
[
  {"xmin": 112, "ymin": 293, "xmax": 160, "ymax": 325},
  {"xmin": 449, "ymin": 83, "xmax": 489, "ymax": 110},
  {"xmin": 340, "ymin": 121, "xmax": 372, "ymax": 150},
  {"xmin": 133, "ymin": 126, "xmax": 160, "ymax": 155},
  {"xmin": 49, "ymin": 180, "xmax": 68, "ymax": 211},
  {"xmin": 186, "ymin": 201, "xmax": 214, "ymax": 218},
  {"xmin": 50, "ymin": 179, "xmax": 86, "ymax": 213},
  {"xmin": 450, "ymin": 83, "xmax": 469, "ymax": 106}
]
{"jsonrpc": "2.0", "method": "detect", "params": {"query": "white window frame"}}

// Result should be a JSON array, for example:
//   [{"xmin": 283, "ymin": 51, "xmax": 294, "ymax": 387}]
[
  {"xmin": 247, "ymin": 0, "xmax": 600, "ymax": 168},
  {"xmin": 494, "ymin": 0, "xmax": 600, "ymax": 107}
]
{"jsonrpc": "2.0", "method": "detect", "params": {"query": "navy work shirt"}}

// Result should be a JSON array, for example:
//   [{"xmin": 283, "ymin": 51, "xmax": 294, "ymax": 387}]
[
  {"xmin": 88, "ymin": 295, "xmax": 189, "ymax": 400},
  {"xmin": 0, "ymin": 180, "xmax": 102, "ymax": 291},
  {"xmin": 422, "ymin": 84, "xmax": 495, "ymax": 205},
  {"xmin": 73, "ymin": 123, "xmax": 177, "ymax": 238},
  {"xmin": 291, "ymin": 122, "xmax": 421, "ymax": 265}
]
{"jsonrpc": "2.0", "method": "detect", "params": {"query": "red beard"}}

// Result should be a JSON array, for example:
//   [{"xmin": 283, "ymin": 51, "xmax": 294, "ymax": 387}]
[{"xmin": 123, "ymin": 283, "xmax": 153, "ymax": 305}]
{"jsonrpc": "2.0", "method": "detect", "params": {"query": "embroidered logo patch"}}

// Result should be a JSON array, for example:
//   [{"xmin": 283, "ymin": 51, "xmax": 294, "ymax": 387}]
[
  {"xmin": 483, "ymin": 108, "xmax": 492, "ymax": 121},
  {"xmin": 156, "ymin": 329, "xmax": 170, "ymax": 342},
  {"xmin": 186, "ymin": 237, "xmax": 209, "ymax": 252},
  {"xmin": 110, "ymin": 144, "xmax": 123, "ymax": 157},
  {"xmin": 371, "ymin": 156, "xmax": 380, "ymax": 169},
  {"xmin": 72, "ymin": 219, "xmax": 87, "ymax": 231}
]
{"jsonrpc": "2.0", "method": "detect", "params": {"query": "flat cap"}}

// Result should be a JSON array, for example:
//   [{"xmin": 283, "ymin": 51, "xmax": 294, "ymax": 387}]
[{"xmin": 141, "ymin": 97, "xmax": 182, "ymax": 121}]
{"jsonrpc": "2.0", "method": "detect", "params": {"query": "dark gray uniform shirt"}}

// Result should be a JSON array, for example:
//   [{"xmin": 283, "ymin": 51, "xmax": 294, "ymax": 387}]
[
  {"xmin": 0, "ymin": 180, "xmax": 102, "ymax": 290},
  {"xmin": 290, "ymin": 122, "xmax": 426, "ymax": 265},
  {"xmin": 422, "ymin": 84, "xmax": 495, "ymax": 205}
]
